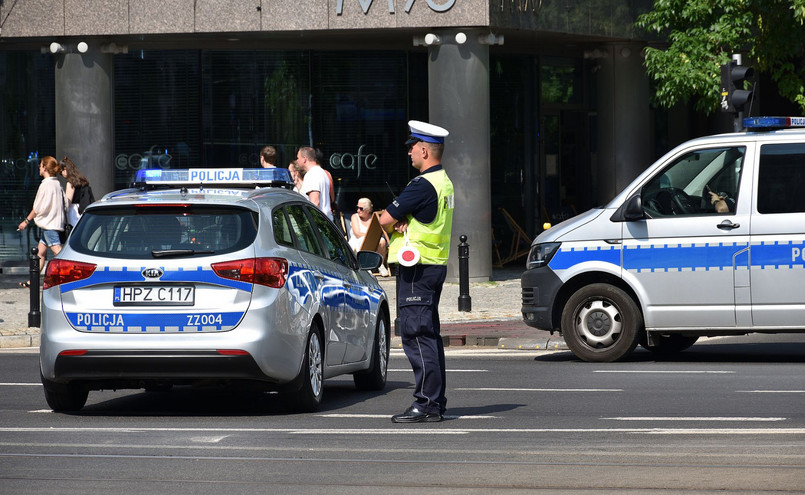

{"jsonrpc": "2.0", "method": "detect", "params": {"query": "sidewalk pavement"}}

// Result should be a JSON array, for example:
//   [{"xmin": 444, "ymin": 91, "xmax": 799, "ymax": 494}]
[{"xmin": 0, "ymin": 265, "xmax": 566, "ymax": 351}]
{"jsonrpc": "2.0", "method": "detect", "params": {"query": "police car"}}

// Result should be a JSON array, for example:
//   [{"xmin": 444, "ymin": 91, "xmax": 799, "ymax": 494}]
[
  {"xmin": 39, "ymin": 167, "xmax": 390, "ymax": 412},
  {"xmin": 522, "ymin": 116, "xmax": 805, "ymax": 362}
]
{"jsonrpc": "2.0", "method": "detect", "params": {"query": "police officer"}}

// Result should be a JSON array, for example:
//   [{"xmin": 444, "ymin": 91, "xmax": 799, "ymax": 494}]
[{"xmin": 380, "ymin": 120, "xmax": 454, "ymax": 423}]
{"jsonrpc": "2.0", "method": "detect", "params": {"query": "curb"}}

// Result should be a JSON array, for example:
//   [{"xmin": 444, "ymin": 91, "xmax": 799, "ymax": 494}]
[{"xmin": 0, "ymin": 330, "xmax": 40, "ymax": 349}]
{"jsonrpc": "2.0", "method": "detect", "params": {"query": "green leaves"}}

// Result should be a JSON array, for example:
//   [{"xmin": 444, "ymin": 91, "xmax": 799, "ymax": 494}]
[{"xmin": 636, "ymin": 0, "xmax": 805, "ymax": 114}]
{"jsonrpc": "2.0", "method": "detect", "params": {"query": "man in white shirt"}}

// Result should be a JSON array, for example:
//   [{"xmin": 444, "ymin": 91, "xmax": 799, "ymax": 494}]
[{"xmin": 297, "ymin": 146, "xmax": 333, "ymax": 220}]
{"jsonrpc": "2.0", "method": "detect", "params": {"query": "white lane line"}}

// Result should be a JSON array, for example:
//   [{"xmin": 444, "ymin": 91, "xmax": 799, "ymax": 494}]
[
  {"xmin": 388, "ymin": 369, "xmax": 488, "ymax": 373},
  {"xmin": 737, "ymin": 390, "xmax": 805, "ymax": 393},
  {"xmin": 318, "ymin": 414, "xmax": 497, "ymax": 420},
  {"xmin": 593, "ymin": 370, "xmax": 735, "ymax": 374},
  {"xmin": 0, "ymin": 427, "xmax": 802, "ymax": 435},
  {"xmin": 604, "ymin": 417, "xmax": 787, "ymax": 422},
  {"xmin": 0, "ymin": 383, "xmax": 41, "ymax": 386},
  {"xmin": 456, "ymin": 387, "xmax": 622, "ymax": 392}
]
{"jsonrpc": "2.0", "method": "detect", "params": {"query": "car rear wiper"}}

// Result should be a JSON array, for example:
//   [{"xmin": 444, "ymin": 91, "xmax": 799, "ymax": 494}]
[{"xmin": 151, "ymin": 249, "xmax": 215, "ymax": 258}]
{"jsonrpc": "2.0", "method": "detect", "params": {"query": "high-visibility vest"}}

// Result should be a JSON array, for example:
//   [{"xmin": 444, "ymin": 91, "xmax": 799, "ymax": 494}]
[{"xmin": 388, "ymin": 169, "xmax": 454, "ymax": 265}]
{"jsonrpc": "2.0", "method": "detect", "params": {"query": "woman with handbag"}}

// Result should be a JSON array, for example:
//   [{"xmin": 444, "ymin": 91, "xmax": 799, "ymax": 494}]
[{"xmin": 17, "ymin": 156, "xmax": 67, "ymax": 288}]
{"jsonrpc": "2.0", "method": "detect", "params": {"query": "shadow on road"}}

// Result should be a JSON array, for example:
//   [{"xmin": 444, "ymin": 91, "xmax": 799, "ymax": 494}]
[{"xmin": 535, "ymin": 340, "xmax": 805, "ymax": 364}]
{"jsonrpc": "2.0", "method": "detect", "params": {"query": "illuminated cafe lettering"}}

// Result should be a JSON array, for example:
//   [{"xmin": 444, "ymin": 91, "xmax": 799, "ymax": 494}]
[
  {"xmin": 189, "ymin": 168, "xmax": 242, "ymax": 182},
  {"xmin": 336, "ymin": 0, "xmax": 456, "ymax": 15},
  {"xmin": 329, "ymin": 144, "xmax": 377, "ymax": 179}
]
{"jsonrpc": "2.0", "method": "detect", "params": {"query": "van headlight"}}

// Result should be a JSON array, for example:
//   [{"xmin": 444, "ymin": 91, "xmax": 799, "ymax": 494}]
[{"xmin": 526, "ymin": 242, "xmax": 560, "ymax": 270}]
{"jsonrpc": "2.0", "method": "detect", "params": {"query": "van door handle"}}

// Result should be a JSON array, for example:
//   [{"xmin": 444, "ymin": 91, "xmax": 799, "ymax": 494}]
[{"xmin": 717, "ymin": 220, "xmax": 740, "ymax": 230}]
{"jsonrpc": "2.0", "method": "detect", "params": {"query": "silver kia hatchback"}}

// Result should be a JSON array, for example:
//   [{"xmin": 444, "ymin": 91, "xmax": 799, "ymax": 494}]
[{"xmin": 40, "ymin": 168, "xmax": 390, "ymax": 412}]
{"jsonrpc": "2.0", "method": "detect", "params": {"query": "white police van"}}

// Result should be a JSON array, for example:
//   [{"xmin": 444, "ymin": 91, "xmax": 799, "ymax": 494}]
[{"xmin": 522, "ymin": 117, "xmax": 805, "ymax": 362}]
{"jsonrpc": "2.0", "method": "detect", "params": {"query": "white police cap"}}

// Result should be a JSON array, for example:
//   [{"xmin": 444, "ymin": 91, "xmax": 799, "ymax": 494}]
[{"xmin": 406, "ymin": 120, "xmax": 449, "ymax": 144}]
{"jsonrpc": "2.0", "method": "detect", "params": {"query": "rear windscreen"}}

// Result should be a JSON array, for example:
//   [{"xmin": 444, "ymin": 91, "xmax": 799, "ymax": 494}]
[{"xmin": 69, "ymin": 205, "xmax": 258, "ymax": 259}]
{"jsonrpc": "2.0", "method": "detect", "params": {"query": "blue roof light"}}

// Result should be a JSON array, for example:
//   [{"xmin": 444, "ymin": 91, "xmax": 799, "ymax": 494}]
[
  {"xmin": 133, "ymin": 168, "xmax": 293, "ymax": 188},
  {"xmin": 743, "ymin": 116, "xmax": 805, "ymax": 129}
]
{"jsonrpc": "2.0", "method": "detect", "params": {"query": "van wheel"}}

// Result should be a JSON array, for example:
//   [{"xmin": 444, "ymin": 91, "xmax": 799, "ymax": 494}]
[
  {"xmin": 561, "ymin": 284, "xmax": 641, "ymax": 362},
  {"xmin": 354, "ymin": 308, "xmax": 389, "ymax": 391},
  {"xmin": 640, "ymin": 334, "xmax": 699, "ymax": 355},
  {"xmin": 41, "ymin": 372, "xmax": 88, "ymax": 412},
  {"xmin": 292, "ymin": 325, "xmax": 324, "ymax": 413}
]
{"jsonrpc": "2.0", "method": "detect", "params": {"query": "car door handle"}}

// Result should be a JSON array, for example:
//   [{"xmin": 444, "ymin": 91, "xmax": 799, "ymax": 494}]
[{"xmin": 717, "ymin": 220, "xmax": 740, "ymax": 230}]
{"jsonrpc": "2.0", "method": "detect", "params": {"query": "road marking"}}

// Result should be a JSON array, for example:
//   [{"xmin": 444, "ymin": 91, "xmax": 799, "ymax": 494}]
[
  {"xmin": 455, "ymin": 387, "xmax": 623, "ymax": 392},
  {"xmin": 0, "ymin": 383, "xmax": 41, "ymax": 386},
  {"xmin": 604, "ymin": 417, "xmax": 787, "ymax": 422},
  {"xmin": 0, "ymin": 426, "xmax": 802, "ymax": 435},
  {"xmin": 593, "ymin": 370, "xmax": 735, "ymax": 374},
  {"xmin": 318, "ymin": 414, "xmax": 497, "ymax": 420},
  {"xmin": 737, "ymin": 390, "xmax": 805, "ymax": 393},
  {"xmin": 388, "ymin": 369, "xmax": 487, "ymax": 373}
]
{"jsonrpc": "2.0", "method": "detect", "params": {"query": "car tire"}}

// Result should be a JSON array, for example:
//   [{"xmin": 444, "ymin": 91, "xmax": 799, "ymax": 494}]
[
  {"xmin": 561, "ymin": 283, "xmax": 641, "ymax": 362},
  {"xmin": 41, "ymin": 371, "xmax": 88, "ymax": 412},
  {"xmin": 292, "ymin": 324, "xmax": 324, "ymax": 413},
  {"xmin": 353, "ymin": 308, "xmax": 389, "ymax": 391}
]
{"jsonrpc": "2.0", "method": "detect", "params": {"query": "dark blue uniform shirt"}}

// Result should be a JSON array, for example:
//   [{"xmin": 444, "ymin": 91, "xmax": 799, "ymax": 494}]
[{"xmin": 385, "ymin": 164, "xmax": 444, "ymax": 224}]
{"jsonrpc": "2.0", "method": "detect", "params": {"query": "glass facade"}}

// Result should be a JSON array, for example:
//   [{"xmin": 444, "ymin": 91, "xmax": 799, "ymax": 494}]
[
  {"xmin": 0, "ymin": 49, "xmax": 428, "ymax": 264},
  {"xmin": 0, "ymin": 47, "xmax": 594, "ymax": 265},
  {"xmin": 0, "ymin": 51, "xmax": 56, "ymax": 263}
]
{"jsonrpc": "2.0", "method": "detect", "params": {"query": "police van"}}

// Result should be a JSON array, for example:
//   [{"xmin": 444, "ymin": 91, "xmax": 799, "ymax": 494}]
[{"xmin": 521, "ymin": 116, "xmax": 805, "ymax": 362}]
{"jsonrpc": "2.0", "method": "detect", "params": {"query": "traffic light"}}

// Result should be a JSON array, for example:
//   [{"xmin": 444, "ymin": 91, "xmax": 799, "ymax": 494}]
[{"xmin": 720, "ymin": 61, "xmax": 754, "ymax": 113}]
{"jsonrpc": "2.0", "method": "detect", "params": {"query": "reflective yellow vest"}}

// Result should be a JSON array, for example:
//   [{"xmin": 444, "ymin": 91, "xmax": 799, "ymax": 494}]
[{"xmin": 388, "ymin": 169, "xmax": 454, "ymax": 265}]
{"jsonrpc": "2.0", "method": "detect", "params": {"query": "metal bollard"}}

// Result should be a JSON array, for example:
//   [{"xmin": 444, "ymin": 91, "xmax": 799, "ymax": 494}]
[
  {"xmin": 457, "ymin": 234, "xmax": 471, "ymax": 312},
  {"xmin": 28, "ymin": 247, "xmax": 41, "ymax": 327}
]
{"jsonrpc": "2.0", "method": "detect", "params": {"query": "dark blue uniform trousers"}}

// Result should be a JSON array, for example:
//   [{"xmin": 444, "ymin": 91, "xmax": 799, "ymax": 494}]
[{"xmin": 396, "ymin": 264, "xmax": 447, "ymax": 415}]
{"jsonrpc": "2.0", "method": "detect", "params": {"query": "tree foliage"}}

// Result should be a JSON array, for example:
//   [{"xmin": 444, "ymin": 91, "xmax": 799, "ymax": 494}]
[{"xmin": 636, "ymin": 0, "xmax": 805, "ymax": 114}]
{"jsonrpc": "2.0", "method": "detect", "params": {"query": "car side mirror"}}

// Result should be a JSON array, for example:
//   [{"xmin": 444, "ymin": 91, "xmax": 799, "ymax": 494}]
[
  {"xmin": 610, "ymin": 194, "xmax": 645, "ymax": 222},
  {"xmin": 623, "ymin": 194, "xmax": 645, "ymax": 221},
  {"xmin": 357, "ymin": 251, "xmax": 383, "ymax": 271}
]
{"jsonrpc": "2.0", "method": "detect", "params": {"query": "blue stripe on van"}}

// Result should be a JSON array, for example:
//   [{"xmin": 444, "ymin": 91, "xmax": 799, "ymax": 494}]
[{"xmin": 549, "ymin": 240, "xmax": 805, "ymax": 273}]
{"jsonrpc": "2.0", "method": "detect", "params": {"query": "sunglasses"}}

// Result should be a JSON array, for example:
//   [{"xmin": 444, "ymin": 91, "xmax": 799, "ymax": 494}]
[{"xmin": 356, "ymin": 206, "xmax": 371, "ymax": 211}]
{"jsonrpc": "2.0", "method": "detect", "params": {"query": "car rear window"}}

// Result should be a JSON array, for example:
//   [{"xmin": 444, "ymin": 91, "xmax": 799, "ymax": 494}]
[{"xmin": 69, "ymin": 205, "xmax": 258, "ymax": 259}]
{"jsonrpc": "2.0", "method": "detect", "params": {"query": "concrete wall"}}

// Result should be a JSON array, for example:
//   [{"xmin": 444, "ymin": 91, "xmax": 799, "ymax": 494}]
[{"xmin": 0, "ymin": 0, "xmax": 492, "ymax": 38}]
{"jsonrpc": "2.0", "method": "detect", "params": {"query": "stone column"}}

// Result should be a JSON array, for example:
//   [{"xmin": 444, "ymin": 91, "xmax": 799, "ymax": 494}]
[
  {"xmin": 55, "ymin": 44, "xmax": 114, "ymax": 198},
  {"xmin": 426, "ymin": 29, "xmax": 492, "ymax": 282},
  {"xmin": 595, "ymin": 43, "xmax": 651, "ymax": 205}
]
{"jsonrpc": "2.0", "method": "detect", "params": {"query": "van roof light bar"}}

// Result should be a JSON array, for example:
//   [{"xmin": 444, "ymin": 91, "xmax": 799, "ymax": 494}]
[{"xmin": 743, "ymin": 116, "xmax": 805, "ymax": 130}]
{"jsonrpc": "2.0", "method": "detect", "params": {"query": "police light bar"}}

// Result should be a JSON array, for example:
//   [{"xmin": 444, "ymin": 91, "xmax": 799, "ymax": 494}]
[
  {"xmin": 743, "ymin": 116, "xmax": 805, "ymax": 129},
  {"xmin": 133, "ymin": 168, "xmax": 293, "ymax": 188}
]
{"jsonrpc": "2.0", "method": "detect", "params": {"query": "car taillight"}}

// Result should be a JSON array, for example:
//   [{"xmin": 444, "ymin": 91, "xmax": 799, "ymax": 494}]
[
  {"xmin": 43, "ymin": 259, "xmax": 97, "ymax": 289},
  {"xmin": 211, "ymin": 257, "xmax": 287, "ymax": 288}
]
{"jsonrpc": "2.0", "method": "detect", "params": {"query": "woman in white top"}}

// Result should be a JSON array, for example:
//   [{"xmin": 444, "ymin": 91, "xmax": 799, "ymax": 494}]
[
  {"xmin": 17, "ymin": 156, "xmax": 67, "ymax": 287},
  {"xmin": 348, "ymin": 198, "xmax": 389, "ymax": 276},
  {"xmin": 288, "ymin": 160, "xmax": 305, "ymax": 195}
]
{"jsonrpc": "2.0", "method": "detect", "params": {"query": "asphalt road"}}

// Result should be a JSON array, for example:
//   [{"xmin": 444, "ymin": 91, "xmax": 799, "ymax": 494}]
[{"xmin": 0, "ymin": 334, "xmax": 803, "ymax": 494}]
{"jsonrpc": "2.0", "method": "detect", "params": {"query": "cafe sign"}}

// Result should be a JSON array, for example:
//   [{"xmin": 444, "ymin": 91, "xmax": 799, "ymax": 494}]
[{"xmin": 336, "ymin": 0, "xmax": 456, "ymax": 15}]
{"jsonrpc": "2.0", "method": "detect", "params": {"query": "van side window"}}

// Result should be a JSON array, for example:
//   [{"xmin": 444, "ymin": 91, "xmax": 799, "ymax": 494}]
[
  {"xmin": 757, "ymin": 143, "xmax": 805, "ymax": 214},
  {"xmin": 642, "ymin": 147, "xmax": 745, "ymax": 217}
]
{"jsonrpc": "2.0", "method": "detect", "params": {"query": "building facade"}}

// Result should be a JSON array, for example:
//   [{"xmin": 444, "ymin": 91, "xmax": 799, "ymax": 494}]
[{"xmin": 1, "ymin": 0, "xmax": 668, "ymax": 280}]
